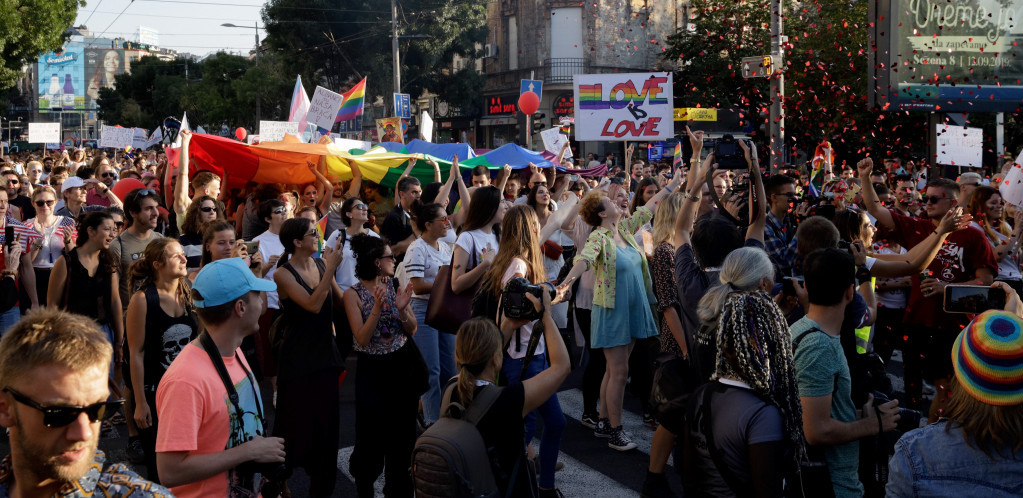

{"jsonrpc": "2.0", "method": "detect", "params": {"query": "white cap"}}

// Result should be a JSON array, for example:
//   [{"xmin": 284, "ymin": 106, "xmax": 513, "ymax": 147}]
[{"xmin": 60, "ymin": 176, "xmax": 85, "ymax": 193}]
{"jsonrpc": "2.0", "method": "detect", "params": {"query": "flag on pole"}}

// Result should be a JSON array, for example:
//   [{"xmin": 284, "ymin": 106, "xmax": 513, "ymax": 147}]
[
  {"xmin": 314, "ymin": 214, "xmax": 329, "ymax": 257},
  {"xmin": 289, "ymin": 75, "xmax": 311, "ymax": 134},
  {"xmin": 673, "ymin": 141, "xmax": 683, "ymax": 170},
  {"xmin": 335, "ymin": 77, "xmax": 367, "ymax": 132}
]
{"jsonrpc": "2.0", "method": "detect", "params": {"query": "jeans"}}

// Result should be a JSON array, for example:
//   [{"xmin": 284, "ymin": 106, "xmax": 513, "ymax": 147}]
[
  {"xmin": 0, "ymin": 307, "xmax": 20, "ymax": 337},
  {"xmin": 502, "ymin": 353, "xmax": 566, "ymax": 489},
  {"xmin": 412, "ymin": 299, "xmax": 456, "ymax": 425}
]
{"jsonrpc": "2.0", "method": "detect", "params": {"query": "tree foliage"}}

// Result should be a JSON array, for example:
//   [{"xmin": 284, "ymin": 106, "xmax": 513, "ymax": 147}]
[
  {"xmin": 260, "ymin": 0, "xmax": 486, "ymax": 116},
  {"xmin": 0, "ymin": 0, "xmax": 83, "ymax": 90}
]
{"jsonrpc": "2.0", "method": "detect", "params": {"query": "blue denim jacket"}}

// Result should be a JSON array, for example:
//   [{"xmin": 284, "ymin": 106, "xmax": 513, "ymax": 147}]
[{"xmin": 887, "ymin": 422, "xmax": 1023, "ymax": 497}]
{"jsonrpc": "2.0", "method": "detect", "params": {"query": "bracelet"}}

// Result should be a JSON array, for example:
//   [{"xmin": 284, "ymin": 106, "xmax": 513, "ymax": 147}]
[
  {"xmin": 684, "ymin": 192, "xmax": 700, "ymax": 202},
  {"xmin": 664, "ymin": 185, "xmax": 673, "ymax": 193},
  {"xmin": 1, "ymin": 270, "xmax": 16, "ymax": 278}
]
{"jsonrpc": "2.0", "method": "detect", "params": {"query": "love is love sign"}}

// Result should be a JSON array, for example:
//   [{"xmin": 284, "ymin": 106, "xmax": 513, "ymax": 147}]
[{"xmin": 572, "ymin": 72, "xmax": 674, "ymax": 141}]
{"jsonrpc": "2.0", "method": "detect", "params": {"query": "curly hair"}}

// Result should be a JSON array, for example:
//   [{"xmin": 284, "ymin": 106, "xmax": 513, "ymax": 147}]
[
  {"xmin": 181, "ymin": 195, "xmax": 226, "ymax": 236},
  {"xmin": 351, "ymin": 233, "xmax": 391, "ymax": 281},
  {"xmin": 714, "ymin": 290, "xmax": 805, "ymax": 468},
  {"xmin": 579, "ymin": 189, "xmax": 607, "ymax": 227}
]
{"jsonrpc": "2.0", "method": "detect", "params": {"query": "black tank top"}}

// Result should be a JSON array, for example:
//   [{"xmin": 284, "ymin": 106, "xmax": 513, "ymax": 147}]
[
  {"xmin": 277, "ymin": 259, "xmax": 343, "ymax": 382},
  {"xmin": 63, "ymin": 248, "xmax": 113, "ymax": 324},
  {"xmin": 141, "ymin": 284, "xmax": 198, "ymax": 389}
]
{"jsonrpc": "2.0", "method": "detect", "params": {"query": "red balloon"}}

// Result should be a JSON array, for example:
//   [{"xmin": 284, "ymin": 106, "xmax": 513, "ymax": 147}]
[
  {"xmin": 111, "ymin": 178, "xmax": 147, "ymax": 202},
  {"xmin": 518, "ymin": 92, "xmax": 540, "ymax": 115},
  {"xmin": 235, "ymin": 127, "xmax": 247, "ymax": 141}
]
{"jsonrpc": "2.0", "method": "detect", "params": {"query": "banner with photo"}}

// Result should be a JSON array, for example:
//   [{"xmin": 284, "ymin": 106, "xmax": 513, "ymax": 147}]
[
  {"xmin": 572, "ymin": 72, "xmax": 674, "ymax": 141},
  {"xmin": 376, "ymin": 117, "xmax": 404, "ymax": 144},
  {"xmin": 37, "ymin": 41, "xmax": 85, "ymax": 114},
  {"xmin": 84, "ymin": 48, "xmax": 126, "ymax": 110}
]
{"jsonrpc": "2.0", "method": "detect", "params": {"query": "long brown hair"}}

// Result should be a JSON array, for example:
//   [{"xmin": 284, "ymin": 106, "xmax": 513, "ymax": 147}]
[
  {"xmin": 943, "ymin": 377, "xmax": 1023, "ymax": 460},
  {"xmin": 454, "ymin": 318, "xmax": 503, "ymax": 407},
  {"xmin": 966, "ymin": 186, "xmax": 1011, "ymax": 245},
  {"xmin": 181, "ymin": 195, "xmax": 225, "ymax": 236},
  {"xmin": 127, "ymin": 238, "xmax": 193, "ymax": 315},
  {"xmin": 482, "ymin": 205, "xmax": 545, "ymax": 298}
]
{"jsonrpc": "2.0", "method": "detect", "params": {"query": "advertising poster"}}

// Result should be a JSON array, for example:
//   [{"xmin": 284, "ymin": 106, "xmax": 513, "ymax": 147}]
[
  {"xmin": 37, "ymin": 41, "xmax": 85, "ymax": 114},
  {"xmin": 376, "ymin": 117, "xmax": 404, "ymax": 144},
  {"xmin": 84, "ymin": 48, "xmax": 125, "ymax": 110},
  {"xmin": 572, "ymin": 72, "xmax": 674, "ymax": 141}
]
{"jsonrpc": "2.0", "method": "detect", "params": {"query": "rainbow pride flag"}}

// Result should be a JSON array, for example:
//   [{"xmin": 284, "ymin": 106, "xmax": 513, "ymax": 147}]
[
  {"xmin": 314, "ymin": 214, "xmax": 329, "ymax": 256},
  {"xmin": 673, "ymin": 141, "xmax": 682, "ymax": 170},
  {"xmin": 335, "ymin": 77, "xmax": 367, "ymax": 132}
]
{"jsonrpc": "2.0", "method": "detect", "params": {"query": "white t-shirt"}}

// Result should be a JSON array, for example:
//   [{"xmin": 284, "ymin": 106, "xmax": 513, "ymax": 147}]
[
  {"xmin": 454, "ymin": 229, "xmax": 499, "ymax": 270},
  {"xmin": 405, "ymin": 237, "xmax": 453, "ymax": 300},
  {"xmin": 325, "ymin": 228, "xmax": 380, "ymax": 291},
  {"xmin": 502, "ymin": 257, "xmax": 545, "ymax": 359},
  {"xmin": 971, "ymin": 221, "xmax": 1021, "ymax": 281},
  {"xmin": 253, "ymin": 230, "xmax": 285, "ymax": 309}
]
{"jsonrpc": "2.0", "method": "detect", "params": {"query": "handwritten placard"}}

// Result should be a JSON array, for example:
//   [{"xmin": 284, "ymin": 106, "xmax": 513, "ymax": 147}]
[
  {"xmin": 540, "ymin": 127, "xmax": 572, "ymax": 158},
  {"xmin": 132, "ymin": 128, "xmax": 149, "ymax": 150},
  {"xmin": 259, "ymin": 121, "xmax": 301, "ymax": 142},
  {"xmin": 572, "ymin": 72, "xmax": 674, "ymax": 141},
  {"xmin": 99, "ymin": 125, "xmax": 134, "ymax": 148},
  {"xmin": 28, "ymin": 123, "xmax": 60, "ymax": 144},
  {"xmin": 420, "ymin": 111, "xmax": 434, "ymax": 142},
  {"xmin": 936, "ymin": 125, "xmax": 982, "ymax": 167},
  {"xmin": 306, "ymin": 86, "xmax": 345, "ymax": 132}
]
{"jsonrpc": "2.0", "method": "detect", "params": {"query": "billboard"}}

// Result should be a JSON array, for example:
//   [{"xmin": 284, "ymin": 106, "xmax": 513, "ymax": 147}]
[
  {"xmin": 873, "ymin": 0, "xmax": 1023, "ymax": 112},
  {"xmin": 37, "ymin": 41, "xmax": 85, "ymax": 114},
  {"xmin": 84, "ymin": 48, "xmax": 125, "ymax": 110}
]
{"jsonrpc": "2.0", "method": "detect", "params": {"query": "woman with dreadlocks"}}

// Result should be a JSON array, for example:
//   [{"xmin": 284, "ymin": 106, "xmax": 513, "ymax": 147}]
[{"xmin": 683, "ymin": 247, "xmax": 804, "ymax": 498}]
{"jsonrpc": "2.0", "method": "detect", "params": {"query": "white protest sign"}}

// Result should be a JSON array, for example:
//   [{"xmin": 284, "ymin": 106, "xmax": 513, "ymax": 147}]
[
  {"xmin": 28, "ymin": 123, "xmax": 60, "ymax": 144},
  {"xmin": 306, "ymin": 86, "xmax": 345, "ymax": 132},
  {"xmin": 936, "ymin": 125, "xmax": 983, "ymax": 167},
  {"xmin": 333, "ymin": 137, "xmax": 373, "ymax": 151},
  {"xmin": 420, "ymin": 111, "xmax": 434, "ymax": 142},
  {"xmin": 572, "ymin": 72, "xmax": 674, "ymax": 141},
  {"xmin": 259, "ymin": 121, "xmax": 301, "ymax": 142},
  {"xmin": 99, "ymin": 126, "xmax": 134, "ymax": 148},
  {"xmin": 540, "ymin": 127, "xmax": 572, "ymax": 158},
  {"xmin": 132, "ymin": 128, "xmax": 149, "ymax": 150},
  {"xmin": 1001, "ymin": 151, "xmax": 1023, "ymax": 208}
]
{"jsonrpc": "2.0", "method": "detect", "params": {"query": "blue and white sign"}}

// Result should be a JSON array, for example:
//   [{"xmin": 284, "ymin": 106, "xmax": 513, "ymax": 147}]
[
  {"xmin": 521, "ymin": 79, "xmax": 543, "ymax": 99},
  {"xmin": 393, "ymin": 93, "xmax": 411, "ymax": 119}
]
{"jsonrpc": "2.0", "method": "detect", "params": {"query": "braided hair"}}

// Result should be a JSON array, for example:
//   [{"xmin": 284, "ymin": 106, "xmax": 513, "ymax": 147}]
[{"xmin": 714, "ymin": 290, "xmax": 805, "ymax": 468}]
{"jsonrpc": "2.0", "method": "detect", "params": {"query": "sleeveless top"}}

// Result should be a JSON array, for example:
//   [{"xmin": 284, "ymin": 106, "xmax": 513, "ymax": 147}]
[
  {"xmin": 63, "ymin": 248, "xmax": 114, "ymax": 325},
  {"xmin": 277, "ymin": 259, "xmax": 343, "ymax": 382},
  {"xmin": 352, "ymin": 281, "xmax": 406, "ymax": 355},
  {"xmin": 141, "ymin": 284, "xmax": 198, "ymax": 390}
]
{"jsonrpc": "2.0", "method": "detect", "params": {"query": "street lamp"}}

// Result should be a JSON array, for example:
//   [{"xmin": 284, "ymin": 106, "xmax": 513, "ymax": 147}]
[{"xmin": 221, "ymin": 22, "xmax": 263, "ymax": 121}]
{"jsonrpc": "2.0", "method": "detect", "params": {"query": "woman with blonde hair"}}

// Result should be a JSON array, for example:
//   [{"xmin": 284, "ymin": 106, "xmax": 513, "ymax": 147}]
[
  {"xmin": 25, "ymin": 185, "xmax": 77, "ymax": 304},
  {"xmin": 559, "ymin": 173, "xmax": 682, "ymax": 452}
]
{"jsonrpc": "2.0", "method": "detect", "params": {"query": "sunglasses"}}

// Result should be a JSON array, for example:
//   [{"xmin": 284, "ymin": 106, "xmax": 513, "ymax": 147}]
[
  {"xmin": 34, "ymin": 200, "xmax": 55, "ymax": 207},
  {"xmin": 429, "ymin": 215, "xmax": 450, "ymax": 224},
  {"xmin": 306, "ymin": 229, "xmax": 318, "ymax": 237},
  {"xmin": 923, "ymin": 195, "xmax": 950, "ymax": 204},
  {"xmin": 352, "ymin": 204, "xmax": 368, "ymax": 211},
  {"xmin": 3, "ymin": 387, "xmax": 123, "ymax": 428},
  {"xmin": 101, "ymin": 172, "xmax": 117, "ymax": 178},
  {"xmin": 5, "ymin": 179, "xmax": 18, "ymax": 185},
  {"xmin": 378, "ymin": 254, "xmax": 396, "ymax": 261},
  {"xmin": 532, "ymin": 181, "xmax": 548, "ymax": 187},
  {"xmin": 130, "ymin": 188, "xmax": 157, "ymax": 199},
  {"xmin": 200, "ymin": 206, "xmax": 217, "ymax": 213},
  {"xmin": 271, "ymin": 208, "xmax": 286, "ymax": 215}
]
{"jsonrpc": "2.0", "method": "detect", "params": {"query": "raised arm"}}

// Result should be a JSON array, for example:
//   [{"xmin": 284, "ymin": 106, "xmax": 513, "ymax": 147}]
[
  {"xmin": 434, "ymin": 156, "xmax": 457, "ymax": 208},
  {"xmin": 673, "ymin": 129, "xmax": 711, "ymax": 248},
  {"xmin": 495, "ymin": 164, "xmax": 511, "ymax": 196},
  {"xmin": 346, "ymin": 161, "xmax": 363, "ymax": 199},
  {"xmin": 643, "ymin": 169, "xmax": 682, "ymax": 212},
  {"xmin": 173, "ymin": 129, "xmax": 193, "ymax": 215},
  {"xmin": 857, "ymin": 158, "xmax": 894, "ymax": 229},
  {"xmin": 307, "ymin": 161, "xmax": 333, "ymax": 215},
  {"xmin": 398, "ymin": 156, "xmax": 416, "ymax": 181},
  {"xmin": 742, "ymin": 140, "xmax": 767, "ymax": 243},
  {"xmin": 868, "ymin": 208, "xmax": 968, "ymax": 278},
  {"xmin": 539, "ymin": 193, "xmax": 578, "ymax": 242}
]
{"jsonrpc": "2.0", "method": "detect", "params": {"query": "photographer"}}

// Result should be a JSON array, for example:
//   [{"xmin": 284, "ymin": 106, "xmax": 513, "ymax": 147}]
[
  {"xmin": 481, "ymin": 204, "xmax": 570, "ymax": 497},
  {"xmin": 156, "ymin": 258, "xmax": 285, "ymax": 497}
]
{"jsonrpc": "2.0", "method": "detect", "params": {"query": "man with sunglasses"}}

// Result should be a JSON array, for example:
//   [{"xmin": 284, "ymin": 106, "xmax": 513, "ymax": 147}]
[
  {"xmin": 86, "ymin": 160, "xmax": 119, "ymax": 208},
  {"xmin": 156, "ymin": 258, "xmax": 284, "ymax": 497},
  {"xmin": 859, "ymin": 158, "xmax": 997, "ymax": 415},
  {"xmin": 2, "ymin": 169, "xmax": 32, "ymax": 221},
  {"xmin": 0, "ymin": 308, "xmax": 171, "ymax": 497},
  {"xmin": 763, "ymin": 174, "xmax": 800, "ymax": 276},
  {"xmin": 56, "ymin": 177, "xmax": 117, "ymax": 220}
]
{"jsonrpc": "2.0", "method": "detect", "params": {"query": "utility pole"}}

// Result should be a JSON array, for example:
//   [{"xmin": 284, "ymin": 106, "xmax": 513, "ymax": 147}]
[
  {"xmin": 392, "ymin": 0, "xmax": 401, "ymax": 112},
  {"xmin": 769, "ymin": 0, "xmax": 785, "ymax": 174},
  {"xmin": 254, "ymin": 21, "xmax": 261, "ymax": 122}
]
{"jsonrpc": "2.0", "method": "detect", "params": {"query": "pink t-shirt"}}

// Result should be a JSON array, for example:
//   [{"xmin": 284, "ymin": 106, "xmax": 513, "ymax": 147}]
[{"xmin": 155, "ymin": 343, "xmax": 265, "ymax": 498}]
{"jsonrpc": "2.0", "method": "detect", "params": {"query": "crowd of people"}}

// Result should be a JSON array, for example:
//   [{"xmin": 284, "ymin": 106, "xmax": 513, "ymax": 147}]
[{"xmin": 0, "ymin": 125, "xmax": 1021, "ymax": 498}]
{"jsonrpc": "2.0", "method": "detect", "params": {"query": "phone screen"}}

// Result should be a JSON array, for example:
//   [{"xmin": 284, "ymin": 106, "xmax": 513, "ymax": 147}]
[
  {"xmin": 944, "ymin": 285, "xmax": 1006, "ymax": 314},
  {"xmin": 4, "ymin": 226, "xmax": 14, "ymax": 250}
]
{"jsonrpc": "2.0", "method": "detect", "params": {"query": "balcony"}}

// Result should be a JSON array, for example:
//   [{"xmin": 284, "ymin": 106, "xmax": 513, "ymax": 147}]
[{"xmin": 544, "ymin": 58, "xmax": 584, "ymax": 84}]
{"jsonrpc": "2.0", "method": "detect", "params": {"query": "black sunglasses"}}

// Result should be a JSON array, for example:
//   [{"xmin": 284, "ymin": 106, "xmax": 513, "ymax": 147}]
[
  {"xmin": 200, "ymin": 206, "xmax": 217, "ymax": 213},
  {"xmin": 101, "ymin": 172, "xmax": 117, "ymax": 178},
  {"xmin": 378, "ymin": 254, "xmax": 396, "ymax": 261},
  {"xmin": 34, "ymin": 200, "xmax": 55, "ymax": 207},
  {"xmin": 3, "ymin": 387, "xmax": 123, "ymax": 428},
  {"xmin": 923, "ymin": 195, "xmax": 950, "ymax": 204}
]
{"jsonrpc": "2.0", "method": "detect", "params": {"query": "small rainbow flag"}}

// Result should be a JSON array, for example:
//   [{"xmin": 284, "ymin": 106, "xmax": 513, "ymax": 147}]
[
  {"xmin": 673, "ymin": 142, "xmax": 682, "ymax": 170},
  {"xmin": 335, "ymin": 77, "xmax": 366, "ymax": 124},
  {"xmin": 559, "ymin": 125, "xmax": 571, "ymax": 136},
  {"xmin": 314, "ymin": 214, "xmax": 329, "ymax": 257}
]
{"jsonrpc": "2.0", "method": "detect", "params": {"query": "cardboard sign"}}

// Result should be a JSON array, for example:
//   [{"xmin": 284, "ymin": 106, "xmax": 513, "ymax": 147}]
[
  {"xmin": 259, "ymin": 121, "xmax": 301, "ymax": 142},
  {"xmin": 28, "ymin": 122, "xmax": 61, "ymax": 144},
  {"xmin": 99, "ymin": 125, "xmax": 134, "ymax": 148},
  {"xmin": 936, "ymin": 125, "xmax": 983, "ymax": 167},
  {"xmin": 572, "ymin": 72, "xmax": 674, "ymax": 141},
  {"xmin": 306, "ymin": 86, "xmax": 345, "ymax": 132},
  {"xmin": 333, "ymin": 137, "xmax": 373, "ymax": 151},
  {"xmin": 132, "ymin": 128, "xmax": 149, "ymax": 150},
  {"xmin": 540, "ymin": 127, "xmax": 572, "ymax": 158},
  {"xmin": 1001, "ymin": 151, "xmax": 1023, "ymax": 208},
  {"xmin": 420, "ymin": 111, "xmax": 434, "ymax": 142}
]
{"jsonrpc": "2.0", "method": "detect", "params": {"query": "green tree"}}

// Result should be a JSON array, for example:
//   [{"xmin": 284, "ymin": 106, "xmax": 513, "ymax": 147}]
[
  {"xmin": 0, "ymin": 0, "xmax": 82, "ymax": 90},
  {"xmin": 97, "ymin": 56, "xmax": 188, "ymax": 127}
]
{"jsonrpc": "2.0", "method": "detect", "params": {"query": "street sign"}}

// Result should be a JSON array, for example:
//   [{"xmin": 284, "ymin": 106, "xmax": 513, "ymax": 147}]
[
  {"xmin": 673, "ymin": 108, "xmax": 718, "ymax": 121},
  {"xmin": 741, "ymin": 56, "xmax": 773, "ymax": 79},
  {"xmin": 520, "ymin": 79, "xmax": 543, "ymax": 99},
  {"xmin": 393, "ymin": 93, "xmax": 411, "ymax": 119}
]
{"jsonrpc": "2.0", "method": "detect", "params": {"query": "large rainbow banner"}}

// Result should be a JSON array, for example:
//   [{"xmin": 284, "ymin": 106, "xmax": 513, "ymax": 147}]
[{"xmin": 572, "ymin": 72, "xmax": 674, "ymax": 142}]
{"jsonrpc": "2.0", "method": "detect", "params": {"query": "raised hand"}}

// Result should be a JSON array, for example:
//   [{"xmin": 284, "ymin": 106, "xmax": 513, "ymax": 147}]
[
  {"xmin": 395, "ymin": 282, "xmax": 414, "ymax": 310},
  {"xmin": 371, "ymin": 282, "xmax": 387, "ymax": 312},
  {"xmin": 937, "ymin": 207, "xmax": 970, "ymax": 235},
  {"xmin": 856, "ymin": 158, "xmax": 873, "ymax": 178}
]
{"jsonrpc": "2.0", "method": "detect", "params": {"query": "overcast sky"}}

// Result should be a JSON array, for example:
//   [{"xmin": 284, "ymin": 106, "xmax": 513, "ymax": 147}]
[{"xmin": 74, "ymin": 0, "xmax": 267, "ymax": 56}]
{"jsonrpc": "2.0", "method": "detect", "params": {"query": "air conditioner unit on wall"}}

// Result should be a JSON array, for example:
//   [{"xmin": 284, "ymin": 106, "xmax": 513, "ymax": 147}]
[{"xmin": 484, "ymin": 44, "xmax": 499, "ymax": 59}]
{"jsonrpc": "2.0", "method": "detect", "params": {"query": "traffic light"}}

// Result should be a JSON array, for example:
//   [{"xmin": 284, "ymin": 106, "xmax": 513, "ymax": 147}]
[
  {"xmin": 755, "ymin": 106, "xmax": 769, "ymax": 140},
  {"xmin": 532, "ymin": 113, "xmax": 547, "ymax": 132}
]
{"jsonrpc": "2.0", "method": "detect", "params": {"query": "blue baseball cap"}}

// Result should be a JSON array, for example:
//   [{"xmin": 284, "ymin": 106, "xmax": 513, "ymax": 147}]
[{"xmin": 192, "ymin": 257, "xmax": 276, "ymax": 308}]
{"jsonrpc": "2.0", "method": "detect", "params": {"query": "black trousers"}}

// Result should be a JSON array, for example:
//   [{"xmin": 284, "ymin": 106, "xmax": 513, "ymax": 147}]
[{"xmin": 575, "ymin": 308, "xmax": 606, "ymax": 415}]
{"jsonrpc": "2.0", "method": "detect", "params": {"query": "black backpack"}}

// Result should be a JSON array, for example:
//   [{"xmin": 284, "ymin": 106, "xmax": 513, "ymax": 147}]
[{"xmin": 413, "ymin": 383, "xmax": 507, "ymax": 498}]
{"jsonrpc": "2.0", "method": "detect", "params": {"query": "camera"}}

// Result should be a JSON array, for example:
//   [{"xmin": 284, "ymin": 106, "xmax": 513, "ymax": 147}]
[
  {"xmin": 871, "ymin": 391, "xmax": 923, "ymax": 435},
  {"xmin": 712, "ymin": 134, "xmax": 749, "ymax": 169},
  {"xmin": 502, "ymin": 277, "xmax": 555, "ymax": 321}
]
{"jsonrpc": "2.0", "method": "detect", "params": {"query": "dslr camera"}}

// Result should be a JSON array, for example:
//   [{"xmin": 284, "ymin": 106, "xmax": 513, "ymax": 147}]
[
  {"xmin": 503, "ymin": 277, "xmax": 555, "ymax": 321},
  {"xmin": 712, "ymin": 134, "xmax": 749, "ymax": 169}
]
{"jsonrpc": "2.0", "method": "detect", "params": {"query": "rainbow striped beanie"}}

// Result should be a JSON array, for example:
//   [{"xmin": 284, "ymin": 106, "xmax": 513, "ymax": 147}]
[{"xmin": 952, "ymin": 310, "xmax": 1023, "ymax": 406}]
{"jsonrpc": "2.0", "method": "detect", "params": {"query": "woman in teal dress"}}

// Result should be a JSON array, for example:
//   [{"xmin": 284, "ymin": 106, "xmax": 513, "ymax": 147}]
[{"xmin": 560, "ymin": 174, "xmax": 681, "ymax": 451}]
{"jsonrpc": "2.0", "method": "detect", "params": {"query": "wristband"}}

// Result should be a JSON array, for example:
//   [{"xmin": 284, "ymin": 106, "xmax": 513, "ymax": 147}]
[
  {"xmin": 664, "ymin": 185, "xmax": 673, "ymax": 193},
  {"xmin": 684, "ymin": 192, "xmax": 700, "ymax": 202}
]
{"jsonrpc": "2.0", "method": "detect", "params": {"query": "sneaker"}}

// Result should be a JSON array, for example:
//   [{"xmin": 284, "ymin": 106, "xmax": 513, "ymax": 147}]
[
  {"xmin": 593, "ymin": 418, "xmax": 614, "ymax": 438},
  {"xmin": 125, "ymin": 437, "xmax": 146, "ymax": 464},
  {"xmin": 643, "ymin": 412, "xmax": 658, "ymax": 429},
  {"xmin": 581, "ymin": 412, "xmax": 600, "ymax": 430},
  {"xmin": 608, "ymin": 426, "xmax": 637, "ymax": 451}
]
